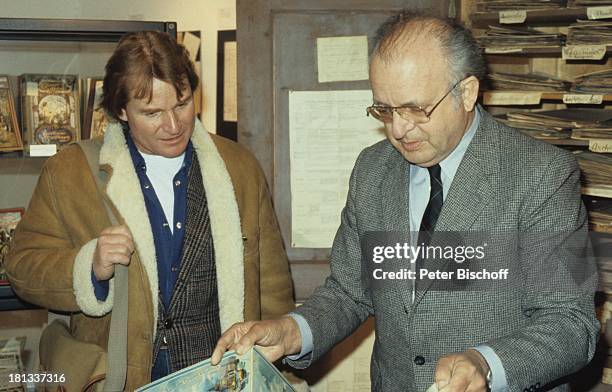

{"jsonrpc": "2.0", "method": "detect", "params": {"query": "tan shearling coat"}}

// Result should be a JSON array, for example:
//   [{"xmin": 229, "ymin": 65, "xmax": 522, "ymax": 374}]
[{"xmin": 6, "ymin": 120, "xmax": 294, "ymax": 390}]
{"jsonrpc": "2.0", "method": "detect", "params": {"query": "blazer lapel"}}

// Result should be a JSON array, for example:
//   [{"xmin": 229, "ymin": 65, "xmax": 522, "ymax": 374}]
[
  {"xmin": 167, "ymin": 155, "xmax": 213, "ymax": 312},
  {"xmin": 414, "ymin": 111, "xmax": 497, "ymax": 306},
  {"xmin": 381, "ymin": 153, "xmax": 410, "ymax": 233},
  {"xmin": 379, "ymin": 150, "xmax": 414, "ymax": 307}
]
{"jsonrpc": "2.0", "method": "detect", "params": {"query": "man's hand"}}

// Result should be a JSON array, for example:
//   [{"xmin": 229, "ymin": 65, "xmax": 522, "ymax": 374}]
[
  {"xmin": 92, "ymin": 224, "xmax": 134, "ymax": 281},
  {"xmin": 211, "ymin": 317, "xmax": 302, "ymax": 365},
  {"xmin": 435, "ymin": 349, "xmax": 490, "ymax": 392}
]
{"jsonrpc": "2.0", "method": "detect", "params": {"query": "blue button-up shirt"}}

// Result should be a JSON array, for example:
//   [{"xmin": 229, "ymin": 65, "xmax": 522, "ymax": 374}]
[{"xmin": 92, "ymin": 132, "xmax": 193, "ymax": 308}]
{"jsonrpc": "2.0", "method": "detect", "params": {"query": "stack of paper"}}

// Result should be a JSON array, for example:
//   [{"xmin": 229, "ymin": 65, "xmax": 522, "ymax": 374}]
[
  {"xmin": 499, "ymin": 109, "xmax": 612, "ymax": 140},
  {"xmin": 574, "ymin": 151, "xmax": 612, "ymax": 198},
  {"xmin": 475, "ymin": 0, "xmax": 566, "ymax": 11},
  {"xmin": 476, "ymin": 26, "xmax": 565, "ymax": 49},
  {"xmin": 569, "ymin": 0, "xmax": 612, "ymax": 5},
  {"xmin": 584, "ymin": 196, "xmax": 612, "ymax": 234},
  {"xmin": 571, "ymin": 128, "xmax": 612, "ymax": 140},
  {"xmin": 567, "ymin": 20, "xmax": 612, "ymax": 46},
  {"xmin": 573, "ymin": 69, "xmax": 612, "ymax": 94},
  {"xmin": 0, "ymin": 338, "xmax": 26, "ymax": 392},
  {"xmin": 487, "ymin": 72, "xmax": 570, "ymax": 91}
]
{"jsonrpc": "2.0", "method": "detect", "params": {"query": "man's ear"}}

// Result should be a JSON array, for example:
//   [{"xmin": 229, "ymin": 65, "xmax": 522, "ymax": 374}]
[
  {"xmin": 460, "ymin": 76, "xmax": 480, "ymax": 112},
  {"xmin": 118, "ymin": 108, "xmax": 128, "ymax": 122}
]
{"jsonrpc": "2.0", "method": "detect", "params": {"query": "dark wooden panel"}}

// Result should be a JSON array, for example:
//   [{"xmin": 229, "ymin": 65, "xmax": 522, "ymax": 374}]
[
  {"xmin": 272, "ymin": 10, "xmax": 395, "ymax": 261},
  {"xmin": 237, "ymin": 0, "xmax": 448, "ymax": 185}
]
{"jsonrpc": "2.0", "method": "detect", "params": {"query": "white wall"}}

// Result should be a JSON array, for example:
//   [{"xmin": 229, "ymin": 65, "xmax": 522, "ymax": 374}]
[{"xmin": 0, "ymin": 0, "xmax": 236, "ymax": 133}]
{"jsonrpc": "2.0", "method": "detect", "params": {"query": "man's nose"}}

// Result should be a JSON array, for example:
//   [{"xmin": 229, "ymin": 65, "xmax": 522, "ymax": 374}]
[
  {"xmin": 162, "ymin": 110, "xmax": 179, "ymax": 133},
  {"xmin": 390, "ymin": 111, "xmax": 416, "ymax": 140}
]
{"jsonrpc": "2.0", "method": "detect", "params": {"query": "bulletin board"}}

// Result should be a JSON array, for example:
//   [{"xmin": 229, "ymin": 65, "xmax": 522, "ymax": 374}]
[
  {"xmin": 271, "ymin": 11, "xmax": 415, "ymax": 261},
  {"xmin": 237, "ymin": 1, "xmax": 450, "ymax": 265}
]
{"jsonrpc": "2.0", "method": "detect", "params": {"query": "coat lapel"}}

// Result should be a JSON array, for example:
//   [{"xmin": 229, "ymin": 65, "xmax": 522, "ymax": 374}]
[
  {"xmin": 167, "ymin": 154, "xmax": 214, "ymax": 312},
  {"xmin": 99, "ymin": 118, "xmax": 245, "ymax": 336},
  {"xmin": 190, "ymin": 121, "xmax": 244, "ymax": 332},
  {"xmin": 379, "ymin": 149, "xmax": 414, "ymax": 307},
  {"xmin": 99, "ymin": 122, "xmax": 160, "ymax": 335},
  {"xmin": 413, "ymin": 111, "xmax": 498, "ymax": 306}
]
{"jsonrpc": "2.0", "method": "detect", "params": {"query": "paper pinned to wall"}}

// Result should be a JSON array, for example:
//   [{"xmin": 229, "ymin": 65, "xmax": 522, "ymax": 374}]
[
  {"xmin": 289, "ymin": 90, "xmax": 385, "ymax": 248},
  {"xmin": 223, "ymin": 41, "xmax": 237, "ymax": 122},
  {"xmin": 316, "ymin": 36, "xmax": 369, "ymax": 83},
  {"xmin": 182, "ymin": 32, "xmax": 201, "ymax": 63}
]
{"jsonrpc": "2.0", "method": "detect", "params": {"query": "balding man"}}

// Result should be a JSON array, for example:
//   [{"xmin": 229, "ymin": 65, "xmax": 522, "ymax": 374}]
[{"xmin": 212, "ymin": 11, "xmax": 598, "ymax": 392}]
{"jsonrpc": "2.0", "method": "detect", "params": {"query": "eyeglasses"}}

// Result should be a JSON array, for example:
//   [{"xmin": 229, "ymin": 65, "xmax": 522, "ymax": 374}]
[{"xmin": 366, "ymin": 80, "xmax": 462, "ymax": 124}]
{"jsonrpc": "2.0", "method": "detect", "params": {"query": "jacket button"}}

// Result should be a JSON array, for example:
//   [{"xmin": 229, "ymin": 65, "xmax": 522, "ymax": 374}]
[
  {"xmin": 164, "ymin": 319, "xmax": 173, "ymax": 329},
  {"xmin": 414, "ymin": 355, "xmax": 425, "ymax": 365}
]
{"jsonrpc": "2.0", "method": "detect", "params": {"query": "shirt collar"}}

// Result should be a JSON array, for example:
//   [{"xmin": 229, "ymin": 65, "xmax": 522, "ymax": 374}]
[
  {"xmin": 438, "ymin": 105, "xmax": 480, "ymax": 181},
  {"xmin": 125, "ymin": 130, "xmax": 193, "ymax": 171}
]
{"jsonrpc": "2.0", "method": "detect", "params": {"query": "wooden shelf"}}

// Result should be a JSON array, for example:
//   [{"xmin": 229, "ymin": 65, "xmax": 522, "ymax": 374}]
[
  {"xmin": 481, "ymin": 90, "xmax": 612, "ymax": 105},
  {"xmin": 544, "ymin": 138, "xmax": 590, "ymax": 146},
  {"xmin": 591, "ymin": 223, "xmax": 612, "ymax": 234},
  {"xmin": 483, "ymin": 45, "xmax": 612, "ymax": 56},
  {"xmin": 583, "ymin": 186, "xmax": 612, "ymax": 199},
  {"xmin": 471, "ymin": 7, "xmax": 590, "ymax": 27}
]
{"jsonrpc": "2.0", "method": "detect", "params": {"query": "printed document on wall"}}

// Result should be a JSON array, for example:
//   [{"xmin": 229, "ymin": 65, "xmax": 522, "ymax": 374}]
[
  {"xmin": 289, "ymin": 90, "xmax": 384, "ymax": 248},
  {"xmin": 316, "ymin": 36, "xmax": 369, "ymax": 83}
]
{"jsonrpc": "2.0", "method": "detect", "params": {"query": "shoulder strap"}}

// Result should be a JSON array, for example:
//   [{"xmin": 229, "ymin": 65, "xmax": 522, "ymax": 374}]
[{"xmin": 77, "ymin": 140, "xmax": 128, "ymax": 392}]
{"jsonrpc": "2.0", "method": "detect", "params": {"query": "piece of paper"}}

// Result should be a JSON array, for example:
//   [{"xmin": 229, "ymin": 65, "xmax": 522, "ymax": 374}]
[
  {"xmin": 562, "ymin": 45, "xmax": 607, "ymax": 60},
  {"xmin": 499, "ymin": 10, "xmax": 527, "ymax": 24},
  {"xmin": 217, "ymin": 7, "xmax": 236, "ymax": 31},
  {"xmin": 587, "ymin": 6, "xmax": 612, "ymax": 20},
  {"xmin": 484, "ymin": 47, "xmax": 523, "ymax": 54},
  {"xmin": 223, "ymin": 41, "xmax": 237, "ymax": 122},
  {"xmin": 316, "ymin": 36, "xmax": 369, "ymax": 83},
  {"xmin": 589, "ymin": 139, "xmax": 612, "ymax": 153},
  {"xmin": 28, "ymin": 144, "xmax": 57, "ymax": 156},
  {"xmin": 425, "ymin": 384, "xmax": 439, "ymax": 392},
  {"xmin": 182, "ymin": 32, "xmax": 200, "ymax": 63},
  {"xmin": 483, "ymin": 91, "xmax": 542, "ymax": 105},
  {"xmin": 563, "ymin": 94, "xmax": 604, "ymax": 104},
  {"xmin": 289, "ymin": 90, "xmax": 384, "ymax": 248}
]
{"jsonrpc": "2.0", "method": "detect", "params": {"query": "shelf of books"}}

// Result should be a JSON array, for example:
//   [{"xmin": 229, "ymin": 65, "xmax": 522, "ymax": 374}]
[
  {"xmin": 0, "ymin": 18, "xmax": 179, "ymax": 312},
  {"xmin": 471, "ymin": 6, "xmax": 605, "ymax": 26}
]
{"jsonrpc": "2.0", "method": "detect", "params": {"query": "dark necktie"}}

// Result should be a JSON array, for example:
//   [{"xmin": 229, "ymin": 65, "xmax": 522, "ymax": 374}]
[{"xmin": 418, "ymin": 164, "xmax": 444, "ymax": 248}]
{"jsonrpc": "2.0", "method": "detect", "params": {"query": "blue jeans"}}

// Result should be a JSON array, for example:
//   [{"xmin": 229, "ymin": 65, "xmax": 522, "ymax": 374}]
[{"xmin": 151, "ymin": 348, "xmax": 171, "ymax": 381}]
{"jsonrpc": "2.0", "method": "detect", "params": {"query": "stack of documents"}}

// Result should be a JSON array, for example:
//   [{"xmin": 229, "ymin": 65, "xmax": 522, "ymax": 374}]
[
  {"xmin": 499, "ymin": 109, "xmax": 612, "ymax": 140},
  {"xmin": 476, "ymin": 26, "xmax": 565, "ymax": 49},
  {"xmin": 572, "ymin": 69, "xmax": 612, "ymax": 94},
  {"xmin": 567, "ymin": 20, "xmax": 612, "ymax": 46},
  {"xmin": 0, "ymin": 338, "xmax": 26, "ymax": 392},
  {"xmin": 574, "ymin": 151, "xmax": 612, "ymax": 197},
  {"xmin": 569, "ymin": 0, "xmax": 612, "ymax": 5},
  {"xmin": 584, "ymin": 196, "xmax": 612, "ymax": 234},
  {"xmin": 571, "ymin": 127, "xmax": 612, "ymax": 140},
  {"xmin": 487, "ymin": 72, "xmax": 569, "ymax": 91},
  {"xmin": 475, "ymin": 0, "xmax": 566, "ymax": 11}
]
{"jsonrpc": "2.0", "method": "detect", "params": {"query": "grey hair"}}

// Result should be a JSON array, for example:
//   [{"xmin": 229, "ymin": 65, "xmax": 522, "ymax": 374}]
[{"xmin": 373, "ymin": 10, "xmax": 487, "ymax": 100}]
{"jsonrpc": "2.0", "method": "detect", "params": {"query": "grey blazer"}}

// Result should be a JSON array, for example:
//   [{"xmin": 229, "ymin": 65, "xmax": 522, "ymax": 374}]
[{"xmin": 290, "ymin": 109, "xmax": 599, "ymax": 391}]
